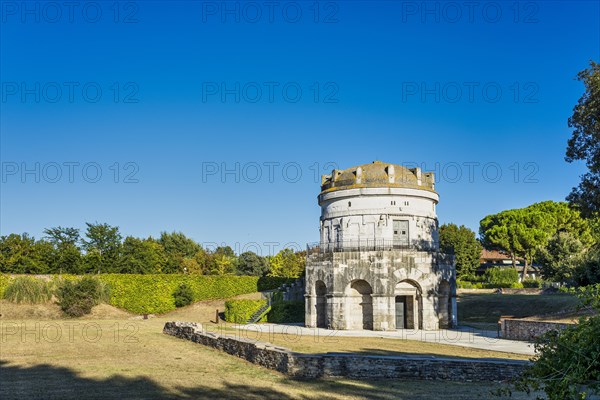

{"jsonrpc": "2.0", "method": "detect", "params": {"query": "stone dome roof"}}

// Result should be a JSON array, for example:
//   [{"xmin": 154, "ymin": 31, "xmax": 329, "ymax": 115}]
[{"xmin": 320, "ymin": 161, "xmax": 436, "ymax": 193}]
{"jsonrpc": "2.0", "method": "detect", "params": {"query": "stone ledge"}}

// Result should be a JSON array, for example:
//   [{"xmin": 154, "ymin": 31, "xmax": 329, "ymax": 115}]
[
  {"xmin": 164, "ymin": 321, "xmax": 528, "ymax": 382},
  {"xmin": 501, "ymin": 318, "xmax": 573, "ymax": 341}
]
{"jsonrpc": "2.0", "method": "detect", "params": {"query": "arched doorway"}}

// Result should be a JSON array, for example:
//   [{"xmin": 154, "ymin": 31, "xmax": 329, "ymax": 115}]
[
  {"xmin": 315, "ymin": 280, "xmax": 327, "ymax": 328},
  {"xmin": 395, "ymin": 280, "xmax": 422, "ymax": 329},
  {"xmin": 438, "ymin": 280, "xmax": 452, "ymax": 328},
  {"xmin": 346, "ymin": 280, "xmax": 373, "ymax": 330}
]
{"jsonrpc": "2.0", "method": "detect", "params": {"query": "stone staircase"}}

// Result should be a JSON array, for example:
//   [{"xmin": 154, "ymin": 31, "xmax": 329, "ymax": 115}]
[
  {"xmin": 247, "ymin": 302, "xmax": 272, "ymax": 324},
  {"xmin": 248, "ymin": 277, "xmax": 305, "ymax": 324}
]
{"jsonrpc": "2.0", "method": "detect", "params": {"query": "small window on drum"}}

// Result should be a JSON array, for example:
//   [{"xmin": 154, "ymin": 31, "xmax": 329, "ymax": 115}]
[
  {"xmin": 348, "ymin": 201, "xmax": 351, "ymax": 207},
  {"xmin": 391, "ymin": 201, "xmax": 396, "ymax": 205}
]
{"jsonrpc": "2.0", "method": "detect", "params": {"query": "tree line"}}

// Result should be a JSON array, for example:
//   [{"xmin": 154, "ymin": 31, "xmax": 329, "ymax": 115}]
[
  {"xmin": 439, "ymin": 200, "xmax": 599, "ymax": 286},
  {"xmin": 0, "ymin": 223, "xmax": 305, "ymax": 278}
]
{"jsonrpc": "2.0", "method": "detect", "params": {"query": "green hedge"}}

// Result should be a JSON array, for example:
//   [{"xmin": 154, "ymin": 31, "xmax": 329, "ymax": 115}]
[
  {"xmin": 224, "ymin": 299, "xmax": 268, "ymax": 323},
  {"xmin": 522, "ymin": 278, "xmax": 542, "ymax": 288},
  {"xmin": 457, "ymin": 279, "xmax": 524, "ymax": 289},
  {"xmin": 98, "ymin": 275, "xmax": 288, "ymax": 315},
  {"xmin": 267, "ymin": 301, "xmax": 304, "ymax": 323},
  {"xmin": 484, "ymin": 267, "xmax": 520, "ymax": 286},
  {"xmin": 0, "ymin": 274, "xmax": 289, "ymax": 315},
  {"xmin": 458, "ymin": 267, "xmax": 525, "ymax": 289}
]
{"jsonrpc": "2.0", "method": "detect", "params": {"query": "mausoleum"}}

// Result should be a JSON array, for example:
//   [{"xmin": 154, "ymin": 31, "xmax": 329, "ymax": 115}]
[{"xmin": 305, "ymin": 161, "xmax": 457, "ymax": 331}]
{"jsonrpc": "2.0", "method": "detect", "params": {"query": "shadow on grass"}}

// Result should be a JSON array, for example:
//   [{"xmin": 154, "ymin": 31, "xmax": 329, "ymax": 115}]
[
  {"xmin": 0, "ymin": 360, "xmax": 173, "ymax": 399},
  {"xmin": 0, "ymin": 359, "xmax": 526, "ymax": 400}
]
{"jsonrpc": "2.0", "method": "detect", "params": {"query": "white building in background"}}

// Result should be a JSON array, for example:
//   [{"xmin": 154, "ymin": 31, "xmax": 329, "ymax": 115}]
[{"xmin": 305, "ymin": 161, "xmax": 457, "ymax": 331}]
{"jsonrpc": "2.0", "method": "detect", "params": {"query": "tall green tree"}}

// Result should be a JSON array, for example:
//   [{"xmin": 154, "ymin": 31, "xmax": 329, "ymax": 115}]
[
  {"xmin": 214, "ymin": 246, "xmax": 235, "ymax": 258},
  {"xmin": 81, "ymin": 222, "xmax": 122, "ymax": 273},
  {"xmin": 439, "ymin": 223, "xmax": 482, "ymax": 279},
  {"xmin": 481, "ymin": 201, "xmax": 593, "ymax": 280},
  {"xmin": 0, "ymin": 234, "xmax": 51, "ymax": 274},
  {"xmin": 538, "ymin": 232, "xmax": 585, "ymax": 283},
  {"xmin": 43, "ymin": 226, "xmax": 82, "ymax": 273},
  {"xmin": 267, "ymin": 249, "xmax": 305, "ymax": 278},
  {"xmin": 159, "ymin": 232, "xmax": 202, "ymax": 273},
  {"xmin": 565, "ymin": 61, "xmax": 600, "ymax": 218},
  {"xmin": 526, "ymin": 201, "xmax": 594, "ymax": 246},
  {"xmin": 119, "ymin": 236, "xmax": 167, "ymax": 273},
  {"xmin": 480, "ymin": 208, "xmax": 549, "ymax": 279},
  {"xmin": 518, "ymin": 209, "xmax": 553, "ymax": 279},
  {"xmin": 480, "ymin": 209, "xmax": 529, "ymax": 270},
  {"xmin": 207, "ymin": 253, "xmax": 236, "ymax": 275},
  {"xmin": 526, "ymin": 201, "xmax": 594, "ymax": 282},
  {"xmin": 43, "ymin": 227, "xmax": 80, "ymax": 247},
  {"xmin": 237, "ymin": 251, "xmax": 269, "ymax": 276},
  {"xmin": 575, "ymin": 247, "xmax": 600, "ymax": 286}
]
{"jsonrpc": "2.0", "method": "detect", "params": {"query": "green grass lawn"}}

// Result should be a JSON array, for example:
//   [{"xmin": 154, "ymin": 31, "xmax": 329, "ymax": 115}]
[{"xmin": 457, "ymin": 293, "xmax": 581, "ymax": 329}]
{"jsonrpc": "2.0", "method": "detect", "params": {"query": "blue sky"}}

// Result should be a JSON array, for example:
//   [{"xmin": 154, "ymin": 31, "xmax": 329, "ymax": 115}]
[{"xmin": 1, "ymin": 1, "xmax": 599, "ymax": 255}]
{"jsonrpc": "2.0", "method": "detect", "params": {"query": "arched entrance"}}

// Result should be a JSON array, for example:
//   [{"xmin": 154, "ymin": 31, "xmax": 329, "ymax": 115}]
[
  {"xmin": 395, "ymin": 280, "xmax": 422, "ymax": 329},
  {"xmin": 315, "ymin": 280, "xmax": 328, "ymax": 328},
  {"xmin": 346, "ymin": 280, "xmax": 373, "ymax": 330},
  {"xmin": 438, "ymin": 280, "xmax": 452, "ymax": 328}
]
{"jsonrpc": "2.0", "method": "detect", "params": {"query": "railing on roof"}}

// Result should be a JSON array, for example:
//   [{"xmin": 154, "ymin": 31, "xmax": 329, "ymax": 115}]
[{"xmin": 306, "ymin": 239, "xmax": 437, "ymax": 256}]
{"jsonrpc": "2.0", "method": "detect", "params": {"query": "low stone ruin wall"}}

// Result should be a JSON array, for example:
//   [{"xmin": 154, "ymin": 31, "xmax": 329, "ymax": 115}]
[
  {"xmin": 500, "ymin": 318, "xmax": 573, "ymax": 341},
  {"xmin": 500, "ymin": 288, "xmax": 544, "ymax": 295},
  {"xmin": 163, "ymin": 321, "xmax": 527, "ymax": 382}
]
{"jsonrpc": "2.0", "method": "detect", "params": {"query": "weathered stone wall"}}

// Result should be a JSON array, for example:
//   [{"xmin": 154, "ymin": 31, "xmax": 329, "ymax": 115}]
[
  {"xmin": 306, "ymin": 249, "xmax": 456, "ymax": 331},
  {"xmin": 290, "ymin": 354, "xmax": 527, "ymax": 381},
  {"xmin": 164, "ymin": 321, "xmax": 527, "ymax": 382},
  {"xmin": 501, "ymin": 318, "xmax": 573, "ymax": 341},
  {"xmin": 163, "ymin": 322, "xmax": 292, "ymax": 373}
]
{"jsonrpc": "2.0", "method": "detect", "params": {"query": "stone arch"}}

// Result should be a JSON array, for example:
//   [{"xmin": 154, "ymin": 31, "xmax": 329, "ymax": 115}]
[
  {"xmin": 314, "ymin": 280, "xmax": 328, "ymax": 328},
  {"xmin": 394, "ymin": 279, "xmax": 422, "ymax": 329},
  {"xmin": 438, "ymin": 280, "xmax": 452, "ymax": 328},
  {"xmin": 345, "ymin": 279, "xmax": 373, "ymax": 330}
]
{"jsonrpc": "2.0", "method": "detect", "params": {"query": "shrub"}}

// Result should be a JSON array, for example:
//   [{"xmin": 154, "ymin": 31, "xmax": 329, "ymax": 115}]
[
  {"xmin": 514, "ymin": 284, "xmax": 600, "ymax": 399},
  {"xmin": 522, "ymin": 278, "xmax": 542, "ymax": 288},
  {"xmin": 456, "ymin": 280, "xmax": 486, "ymax": 289},
  {"xmin": 456, "ymin": 279, "xmax": 471, "ymax": 289},
  {"xmin": 484, "ymin": 267, "xmax": 520, "ymax": 287},
  {"xmin": 461, "ymin": 274, "xmax": 485, "ymax": 283},
  {"xmin": 559, "ymin": 286, "xmax": 578, "ymax": 294},
  {"xmin": 224, "ymin": 299, "xmax": 267, "ymax": 323},
  {"xmin": 56, "ymin": 276, "xmax": 109, "ymax": 317},
  {"xmin": 173, "ymin": 283, "xmax": 194, "ymax": 308},
  {"xmin": 267, "ymin": 301, "xmax": 304, "ymax": 323},
  {"xmin": 3, "ymin": 276, "xmax": 52, "ymax": 304}
]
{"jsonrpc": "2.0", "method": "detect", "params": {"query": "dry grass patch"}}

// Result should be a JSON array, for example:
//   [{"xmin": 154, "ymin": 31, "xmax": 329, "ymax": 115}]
[
  {"xmin": 0, "ymin": 300, "xmax": 132, "ymax": 320},
  {"xmin": 458, "ymin": 293, "xmax": 581, "ymax": 328},
  {"xmin": 1, "ymin": 317, "xmax": 533, "ymax": 399},
  {"xmin": 161, "ymin": 292, "xmax": 261, "ymax": 322}
]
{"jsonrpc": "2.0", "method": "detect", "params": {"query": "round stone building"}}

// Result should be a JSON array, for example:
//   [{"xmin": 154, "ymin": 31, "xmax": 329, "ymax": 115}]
[{"xmin": 305, "ymin": 161, "xmax": 457, "ymax": 331}]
